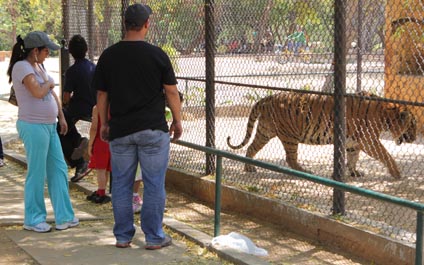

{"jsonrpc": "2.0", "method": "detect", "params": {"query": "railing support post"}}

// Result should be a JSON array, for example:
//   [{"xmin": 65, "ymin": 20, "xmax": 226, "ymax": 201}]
[
  {"xmin": 416, "ymin": 211, "xmax": 423, "ymax": 265},
  {"xmin": 214, "ymin": 156, "xmax": 222, "ymax": 237}
]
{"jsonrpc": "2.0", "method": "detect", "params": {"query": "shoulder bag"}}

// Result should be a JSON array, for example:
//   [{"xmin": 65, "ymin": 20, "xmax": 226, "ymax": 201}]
[{"xmin": 8, "ymin": 86, "xmax": 18, "ymax": 106}]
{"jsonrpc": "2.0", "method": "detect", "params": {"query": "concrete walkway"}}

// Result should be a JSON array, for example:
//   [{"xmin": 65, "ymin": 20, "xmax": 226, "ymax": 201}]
[
  {"xmin": 0, "ymin": 100, "xmax": 268, "ymax": 265},
  {"xmin": 0, "ymin": 159, "xmax": 210, "ymax": 265}
]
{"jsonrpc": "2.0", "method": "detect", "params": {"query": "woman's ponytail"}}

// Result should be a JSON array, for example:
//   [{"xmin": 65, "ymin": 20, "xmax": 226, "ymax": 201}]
[{"xmin": 7, "ymin": 35, "xmax": 30, "ymax": 83}]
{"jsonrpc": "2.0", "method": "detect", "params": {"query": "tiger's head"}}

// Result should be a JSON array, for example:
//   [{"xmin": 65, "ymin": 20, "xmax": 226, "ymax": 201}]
[{"xmin": 385, "ymin": 104, "xmax": 417, "ymax": 145}]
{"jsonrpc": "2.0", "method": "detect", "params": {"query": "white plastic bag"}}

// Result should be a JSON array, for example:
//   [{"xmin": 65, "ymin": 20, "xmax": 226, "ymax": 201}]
[{"xmin": 211, "ymin": 232, "xmax": 268, "ymax": 256}]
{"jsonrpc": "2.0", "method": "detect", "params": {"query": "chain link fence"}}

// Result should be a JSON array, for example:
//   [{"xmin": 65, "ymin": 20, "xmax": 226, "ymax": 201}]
[
  {"xmin": 62, "ymin": 0, "xmax": 125, "ymax": 63},
  {"xmin": 63, "ymin": 0, "xmax": 424, "ymax": 248}
]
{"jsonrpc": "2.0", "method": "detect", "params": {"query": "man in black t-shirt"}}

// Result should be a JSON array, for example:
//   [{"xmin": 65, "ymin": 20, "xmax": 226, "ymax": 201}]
[{"xmin": 92, "ymin": 3, "xmax": 182, "ymax": 250}]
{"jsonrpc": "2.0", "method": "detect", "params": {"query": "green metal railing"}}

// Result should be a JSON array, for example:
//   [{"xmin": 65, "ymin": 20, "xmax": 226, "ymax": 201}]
[{"xmin": 176, "ymin": 140, "xmax": 424, "ymax": 265}]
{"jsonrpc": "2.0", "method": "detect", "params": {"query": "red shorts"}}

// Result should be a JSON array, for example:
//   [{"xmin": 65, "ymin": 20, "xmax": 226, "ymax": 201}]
[{"xmin": 88, "ymin": 137, "xmax": 111, "ymax": 171}]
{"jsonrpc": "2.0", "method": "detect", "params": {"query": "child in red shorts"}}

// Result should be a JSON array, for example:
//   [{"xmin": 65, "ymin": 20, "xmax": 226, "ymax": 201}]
[{"xmin": 86, "ymin": 105, "xmax": 111, "ymax": 204}]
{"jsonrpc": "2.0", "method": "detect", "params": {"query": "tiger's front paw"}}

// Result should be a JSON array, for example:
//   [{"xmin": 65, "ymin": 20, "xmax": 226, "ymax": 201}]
[{"xmin": 389, "ymin": 168, "xmax": 401, "ymax": 179}]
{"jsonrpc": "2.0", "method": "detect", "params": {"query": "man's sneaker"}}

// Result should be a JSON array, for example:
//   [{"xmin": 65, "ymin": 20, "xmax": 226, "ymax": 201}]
[
  {"xmin": 71, "ymin": 137, "xmax": 89, "ymax": 160},
  {"xmin": 23, "ymin": 222, "xmax": 52, "ymax": 233},
  {"xmin": 94, "ymin": 194, "xmax": 111, "ymax": 204},
  {"xmin": 145, "ymin": 234, "xmax": 172, "ymax": 250},
  {"xmin": 116, "ymin": 241, "xmax": 131, "ymax": 248},
  {"xmin": 0, "ymin": 158, "xmax": 4, "ymax": 167},
  {"xmin": 132, "ymin": 194, "xmax": 143, "ymax": 214},
  {"xmin": 56, "ymin": 217, "xmax": 79, "ymax": 230},
  {"xmin": 86, "ymin": 191, "xmax": 98, "ymax": 201},
  {"xmin": 71, "ymin": 161, "xmax": 91, "ymax": 182}
]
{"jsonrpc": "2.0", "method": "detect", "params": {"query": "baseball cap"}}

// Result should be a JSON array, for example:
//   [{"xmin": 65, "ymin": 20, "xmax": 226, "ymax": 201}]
[
  {"xmin": 125, "ymin": 3, "xmax": 152, "ymax": 27},
  {"xmin": 24, "ymin": 31, "xmax": 60, "ymax": 50}
]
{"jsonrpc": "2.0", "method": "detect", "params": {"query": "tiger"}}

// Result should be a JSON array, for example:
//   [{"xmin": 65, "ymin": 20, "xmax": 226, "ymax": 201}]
[{"xmin": 226, "ymin": 91, "xmax": 417, "ymax": 179}]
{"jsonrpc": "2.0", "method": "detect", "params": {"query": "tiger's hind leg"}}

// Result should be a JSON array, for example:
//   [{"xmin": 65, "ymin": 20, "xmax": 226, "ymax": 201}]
[
  {"xmin": 281, "ymin": 141, "xmax": 309, "ymax": 173},
  {"xmin": 244, "ymin": 129, "xmax": 275, "ymax": 172}
]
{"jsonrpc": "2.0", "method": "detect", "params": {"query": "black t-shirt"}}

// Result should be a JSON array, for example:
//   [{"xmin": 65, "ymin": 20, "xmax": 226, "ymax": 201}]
[
  {"xmin": 92, "ymin": 41, "xmax": 177, "ymax": 140},
  {"xmin": 64, "ymin": 58, "xmax": 96, "ymax": 118}
]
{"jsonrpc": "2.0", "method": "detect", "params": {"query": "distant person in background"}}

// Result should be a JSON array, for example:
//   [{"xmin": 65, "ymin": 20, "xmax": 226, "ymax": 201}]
[
  {"xmin": 57, "ymin": 34, "xmax": 96, "ymax": 182},
  {"xmin": 0, "ymin": 136, "xmax": 4, "ymax": 167},
  {"xmin": 7, "ymin": 31, "xmax": 78, "ymax": 233},
  {"xmin": 287, "ymin": 25, "xmax": 306, "ymax": 55}
]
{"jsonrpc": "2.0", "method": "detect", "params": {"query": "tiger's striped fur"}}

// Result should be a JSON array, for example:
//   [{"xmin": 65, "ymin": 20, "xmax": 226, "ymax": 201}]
[{"xmin": 227, "ymin": 92, "xmax": 416, "ymax": 179}]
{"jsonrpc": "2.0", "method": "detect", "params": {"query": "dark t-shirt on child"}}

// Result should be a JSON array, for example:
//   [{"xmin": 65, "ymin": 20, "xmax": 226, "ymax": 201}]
[{"xmin": 64, "ymin": 58, "xmax": 96, "ymax": 118}]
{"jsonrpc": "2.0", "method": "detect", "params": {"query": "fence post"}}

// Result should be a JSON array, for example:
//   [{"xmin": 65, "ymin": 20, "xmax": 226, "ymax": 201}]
[
  {"xmin": 59, "ymin": 40, "xmax": 69, "ymax": 102},
  {"xmin": 333, "ymin": 0, "xmax": 347, "ymax": 215},
  {"xmin": 205, "ymin": 0, "xmax": 216, "ymax": 175},
  {"xmin": 121, "ymin": 0, "xmax": 130, "ymax": 39},
  {"xmin": 88, "ymin": 0, "xmax": 95, "ymax": 62},
  {"xmin": 356, "ymin": 0, "xmax": 363, "ymax": 92},
  {"xmin": 62, "ymin": 0, "xmax": 70, "ymax": 43}
]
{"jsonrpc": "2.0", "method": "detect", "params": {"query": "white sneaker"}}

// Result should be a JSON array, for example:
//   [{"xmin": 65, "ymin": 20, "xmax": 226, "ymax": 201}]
[
  {"xmin": 23, "ymin": 222, "xmax": 52, "ymax": 233},
  {"xmin": 56, "ymin": 217, "xmax": 79, "ymax": 230},
  {"xmin": 132, "ymin": 194, "xmax": 143, "ymax": 214},
  {"xmin": 0, "ymin": 158, "xmax": 4, "ymax": 167}
]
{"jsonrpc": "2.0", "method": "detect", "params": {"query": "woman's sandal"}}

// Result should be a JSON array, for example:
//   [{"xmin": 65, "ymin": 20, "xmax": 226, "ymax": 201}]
[{"xmin": 115, "ymin": 241, "xmax": 131, "ymax": 248}]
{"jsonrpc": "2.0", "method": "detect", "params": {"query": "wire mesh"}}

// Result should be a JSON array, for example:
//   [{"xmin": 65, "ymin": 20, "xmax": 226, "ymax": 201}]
[
  {"xmin": 165, "ymin": 0, "xmax": 424, "ymax": 245},
  {"xmin": 63, "ymin": 0, "xmax": 424, "ymax": 247},
  {"xmin": 62, "ymin": 0, "xmax": 124, "ymax": 63}
]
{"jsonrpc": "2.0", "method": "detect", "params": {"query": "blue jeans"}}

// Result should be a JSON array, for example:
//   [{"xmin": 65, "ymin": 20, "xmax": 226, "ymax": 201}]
[
  {"xmin": 109, "ymin": 129, "xmax": 170, "ymax": 244},
  {"xmin": 17, "ymin": 120, "xmax": 75, "ymax": 226},
  {"xmin": 294, "ymin": 42, "xmax": 303, "ymax": 55}
]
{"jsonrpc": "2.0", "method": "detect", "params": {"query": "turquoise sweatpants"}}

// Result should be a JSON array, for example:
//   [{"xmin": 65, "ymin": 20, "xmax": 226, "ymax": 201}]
[{"xmin": 17, "ymin": 120, "xmax": 75, "ymax": 226}]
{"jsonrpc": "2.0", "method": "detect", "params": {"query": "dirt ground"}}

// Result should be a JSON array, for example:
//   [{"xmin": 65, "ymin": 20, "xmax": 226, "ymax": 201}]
[{"xmin": 0, "ymin": 228, "xmax": 39, "ymax": 265}]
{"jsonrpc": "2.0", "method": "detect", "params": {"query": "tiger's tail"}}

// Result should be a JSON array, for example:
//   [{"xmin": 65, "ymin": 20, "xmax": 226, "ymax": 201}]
[{"xmin": 227, "ymin": 99, "xmax": 264, "ymax": 149}]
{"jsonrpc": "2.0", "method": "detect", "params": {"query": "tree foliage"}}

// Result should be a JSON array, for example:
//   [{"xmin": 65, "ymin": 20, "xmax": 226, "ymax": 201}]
[
  {"xmin": 0, "ymin": 0, "xmax": 61, "ymax": 51},
  {"xmin": 0, "ymin": 0, "xmax": 386, "ymax": 54}
]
